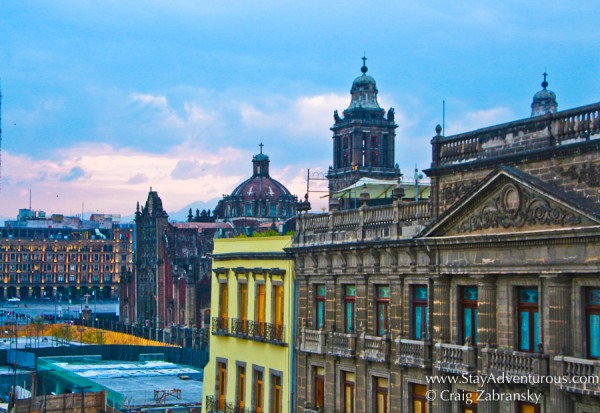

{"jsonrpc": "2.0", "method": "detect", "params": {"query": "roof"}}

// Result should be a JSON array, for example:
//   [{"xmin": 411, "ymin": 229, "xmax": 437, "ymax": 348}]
[{"xmin": 333, "ymin": 177, "xmax": 431, "ymax": 200}]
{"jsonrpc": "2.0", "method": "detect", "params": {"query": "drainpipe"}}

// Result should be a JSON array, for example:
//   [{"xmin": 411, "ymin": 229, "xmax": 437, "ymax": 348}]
[{"xmin": 290, "ymin": 261, "xmax": 298, "ymax": 413}]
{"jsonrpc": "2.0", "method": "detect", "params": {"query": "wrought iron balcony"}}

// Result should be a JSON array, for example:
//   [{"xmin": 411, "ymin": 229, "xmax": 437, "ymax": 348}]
[
  {"xmin": 300, "ymin": 328, "xmax": 327, "ymax": 354},
  {"xmin": 555, "ymin": 356, "xmax": 600, "ymax": 396},
  {"xmin": 434, "ymin": 342, "xmax": 477, "ymax": 374},
  {"xmin": 395, "ymin": 338, "xmax": 432, "ymax": 368},
  {"xmin": 327, "ymin": 332, "xmax": 356, "ymax": 358},
  {"xmin": 211, "ymin": 317, "xmax": 229, "ymax": 336},
  {"xmin": 482, "ymin": 347, "xmax": 548, "ymax": 379},
  {"xmin": 227, "ymin": 318, "xmax": 286, "ymax": 345},
  {"xmin": 205, "ymin": 395, "xmax": 252, "ymax": 413}
]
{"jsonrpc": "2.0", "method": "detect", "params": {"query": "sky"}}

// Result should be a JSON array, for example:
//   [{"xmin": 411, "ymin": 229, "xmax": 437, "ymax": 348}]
[{"xmin": 0, "ymin": 1, "xmax": 598, "ymax": 221}]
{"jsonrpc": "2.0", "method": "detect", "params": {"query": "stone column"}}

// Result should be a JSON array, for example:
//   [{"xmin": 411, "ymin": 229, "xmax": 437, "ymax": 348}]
[
  {"xmin": 185, "ymin": 274, "xmax": 195, "ymax": 327},
  {"xmin": 432, "ymin": 275, "xmax": 450, "ymax": 342},
  {"xmin": 475, "ymin": 276, "xmax": 498, "ymax": 413},
  {"xmin": 544, "ymin": 275, "xmax": 573, "ymax": 413}
]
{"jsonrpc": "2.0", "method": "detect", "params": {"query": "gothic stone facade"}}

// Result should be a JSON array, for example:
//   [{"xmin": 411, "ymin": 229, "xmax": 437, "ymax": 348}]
[{"xmin": 293, "ymin": 102, "xmax": 600, "ymax": 413}]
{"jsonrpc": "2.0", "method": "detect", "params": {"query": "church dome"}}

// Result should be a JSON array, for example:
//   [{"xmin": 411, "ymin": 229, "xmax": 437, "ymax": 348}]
[
  {"xmin": 214, "ymin": 144, "xmax": 298, "ymax": 219},
  {"xmin": 345, "ymin": 57, "xmax": 382, "ymax": 112},
  {"xmin": 531, "ymin": 72, "xmax": 558, "ymax": 117}
]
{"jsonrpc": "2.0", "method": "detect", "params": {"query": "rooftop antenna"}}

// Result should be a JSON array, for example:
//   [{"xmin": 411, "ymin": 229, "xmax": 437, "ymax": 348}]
[
  {"xmin": 442, "ymin": 100, "xmax": 446, "ymax": 137},
  {"xmin": 29, "ymin": 186, "xmax": 32, "ymax": 210},
  {"xmin": 0, "ymin": 79, "xmax": 2, "ymax": 192}
]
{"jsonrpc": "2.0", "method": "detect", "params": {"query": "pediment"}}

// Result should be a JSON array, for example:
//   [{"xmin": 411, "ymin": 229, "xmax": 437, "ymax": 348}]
[{"xmin": 422, "ymin": 167, "xmax": 600, "ymax": 237}]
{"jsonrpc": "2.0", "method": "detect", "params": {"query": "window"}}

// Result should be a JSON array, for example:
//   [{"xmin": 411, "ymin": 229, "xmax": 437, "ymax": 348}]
[
  {"xmin": 237, "ymin": 365, "xmax": 246, "ymax": 410},
  {"xmin": 412, "ymin": 384, "xmax": 428, "ymax": 413},
  {"xmin": 376, "ymin": 286, "xmax": 390, "ymax": 336},
  {"xmin": 219, "ymin": 282, "xmax": 229, "ymax": 330},
  {"xmin": 239, "ymin": 283, "xmax": 248, "ymax": 332},
  {"xmin": 344, "ymin": 285, "xmax": 356, "ymax": 334},
  {"xmin": 217, "ymin": 361, "xmax": 227, "ymax": 411},
  {"xmin": 315, "ymin": 284, "xmax": 326, "ymax": 330},
  {"xmin": 518, "ymin": 288, "xmax": 539, "ymax": 352},
  {"xmin": 245, "ymin": 203, "xmax": 253, "ymax": 216},
  {"xmin": 271, "ymin": 374, "xmax": 282, "ymax": 413},
  {"xmin": 462, "ymin": 391, "xmax": 478, "ymax": 413},
  {"xmin": 461, "ymin": 286, "xmax": 478, "ymax": 345},
  {"xmin": 518, "ymin": 401, "xmax": 540, "ymax": 413},
  {"xmin": 412, "ymin": 286, "xmax": 429, "ymax": 340},
  {"xmin": 586, "ymin": 288, "xmax": 600, "ymax": 359},
  {"xmin": 269, "ymin": 204, "xmax": 277, "ymax": 217},
  {"xmin": 273, "ymin": 285, "xmax": 284, "ymax": 340},
  {"xmin": 254, "ymin": 369, "xmax": 264, "ymax": 413},
  {"xmin": 374, "ymin": 377, "xmax": 388, "ymax": 413},
  {"xmin": 256, "ymin": 283, "xmax": 266, "ymax": 335},
  {"xmin": 343, "ymin": 372, "xmax": 355, "ymax": 413},
  {"xmin": 313, "ymin": 367, "xmax": 324, "ymax": 410}
]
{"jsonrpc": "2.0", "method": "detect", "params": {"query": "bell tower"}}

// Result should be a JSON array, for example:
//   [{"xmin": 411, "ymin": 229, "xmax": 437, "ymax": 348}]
[{"xmin": 327, "ymin": 57, "xmax": 401, "ymax": 201}]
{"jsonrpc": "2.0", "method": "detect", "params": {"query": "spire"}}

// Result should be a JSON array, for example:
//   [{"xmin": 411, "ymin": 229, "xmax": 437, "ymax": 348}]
[
  {"xmin": 531, "ymin": 71, "xmax": 557, "ymax": 117},
  {"xmin": 361, "ymin": 55, "xmax": 368, "ymax": 74}
]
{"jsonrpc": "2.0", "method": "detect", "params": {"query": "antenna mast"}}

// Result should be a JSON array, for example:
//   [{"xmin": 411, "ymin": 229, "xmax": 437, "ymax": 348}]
[{"xmin": 0, "ymin": 81, "xmax": 3, "ymax": 192}]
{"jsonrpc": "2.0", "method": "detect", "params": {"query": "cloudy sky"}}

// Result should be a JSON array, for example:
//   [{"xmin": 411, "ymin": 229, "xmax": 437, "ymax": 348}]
[{"xmin": 0, "ymin": 1, "xmax": 598, "ymax": 221}]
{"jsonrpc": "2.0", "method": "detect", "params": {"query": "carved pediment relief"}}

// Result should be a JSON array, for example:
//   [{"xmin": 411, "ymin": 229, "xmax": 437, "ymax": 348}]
[{"xmin": 423, "ymin": 168, "xmax": 600, "ymax": 237}]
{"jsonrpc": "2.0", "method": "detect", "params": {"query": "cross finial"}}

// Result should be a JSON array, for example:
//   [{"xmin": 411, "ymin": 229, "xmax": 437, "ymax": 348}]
[
  {"xmin": 259, "ymin": 141, "xmax": 264, "ymax": 154},
  {"xmin": 361, "ymin": 54, "xmax": 368, "ymax": 74},
  {"xmin": 542, "ymin": 71, "xmax": 549, "ymax": 89},
  {"xmin": 362, "ymin": 55, "xmax": 367, "ymax": 66}
]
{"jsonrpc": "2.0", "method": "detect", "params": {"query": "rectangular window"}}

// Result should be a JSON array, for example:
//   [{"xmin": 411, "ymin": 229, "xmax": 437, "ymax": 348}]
[
  {"xmin": 220, "ymin": 282, "xmax": 229, "ymax": 331},
  {"xmin": 237, "ymin": 365, "xmax": 246, "ymax": 410},
  {"xmin": 518, "ymin": 288, "xmax": 539, "ymax": 352},
  {"xmin": 313, "ymin": 367, "xmax": 324, "ymax": 410},
  {"xmin": 412, "ymin": 286, "xmax": 429, "ymax": 340},
  {"xmin": 462, "ymin": 391, "xmax": 478, "ymax": 413},
  {"xmin": 239, "ymin": 283, "xmax": 248, "ymax": 332},
  {"xmin": 273, "ymin": 285, "xmax": 284, "ymax": 340},
  {"xmin": 518, "ymin": 401, "xmax": 540, "ymax": 413},
  {"xmin": 412, "ymin": 384, "xmax": 428, "ymax": 413},
  {"xmin": 217, "ymin": 361, "xmax": 227, "ymax": 411},
  {"xmin": 315, "ymin": 284, "xmax": 326, "ymax": 330},
  {"xmin": 461, "ymin": 286, "xmax": 478, "ymax": 345},
  {"xmin": 271, "ymin": 374, "xmax": 282, "ymax": 413},
  {"xmin": 376, "ymin": 285, "xmax": 389, "ymax": 336},
  {"xmin": 343, "ymin": 372, "xmax": 355, "ymax": 413},
  {"xmin": 256, "ymin": 284, "xmax": 266, "ymax": 336},
  {"xmin": 254, "ymin": 369, "xmax": 264, "ymax": 413},
  {"xmin": 344, "ymin": 285, "xmax": 356, "ymax": 334},
  {"xmin": 586, "ymin": 288, "xmax": 600, "ymax": 359},
  {"xmin": 269, "ymin": 204, "xmax": 277, "ymax": 217},
  {"xmin": 374, "ymin": 377, "xmax": 388, "ymax": 413}
]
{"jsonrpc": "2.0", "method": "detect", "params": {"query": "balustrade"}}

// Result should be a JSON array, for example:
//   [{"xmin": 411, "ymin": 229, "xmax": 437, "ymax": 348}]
[
  {"xmin": 482, "ymin": 348, "xmax": 548, "ymax": 378},
  {"xmin": 555, "ymin": 356, "xmax": 600, "ymax": 396},
  {"xmin": 327, "ymin": 332, "xmax": 356, "ymax": 358},
  {"xmin": 434, "ymin": 342, "xmax": 477, "ymax": 374},
  {"xmin": 300, "ymin": 328, "xmax": 327, "ymax": 354},
  {"xmin": 395, "ymin": 338, "xmax": 432, "ymax": 368}
]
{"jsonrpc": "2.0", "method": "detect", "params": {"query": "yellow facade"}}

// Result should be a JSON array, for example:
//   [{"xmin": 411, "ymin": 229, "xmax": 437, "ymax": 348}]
[{"xmin": 204, "ymin": 235, "xmax": 294, "ymax": 413}]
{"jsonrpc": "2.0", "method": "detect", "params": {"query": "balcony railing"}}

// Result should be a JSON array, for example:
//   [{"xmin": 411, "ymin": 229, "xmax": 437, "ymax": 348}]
[
  {"xmin": 229, "ymin": 318, "xmax": 285, "ymax": 344},
  {"xmin": 395, "ymin": 338, "xmax": 432, "ymax": 368},
  {"xmin": 434, "ymin": 343, "xmax": 477, "ymax": 374},
  {"xmin": 327, "ymin": 332, "xmax": 356, "ymax": 358},
  {"xmin": 360, "ymin": 334, "xmax": 390, "ymax": 363},
  {"xmin": 482, "ymin": 348, "xmax": 548, "ymax": 379},
  {"xmin": 205, "ymin": 395, "xmax": 252, "ymax": 413},
  {"xmin": 555, "ymin": 356, "xmax": 600, "ymax": 396},
  {"xmin": 300, "ymin": 328, "xmax": 327, "ymax": 354},
  {"xmin": 211, "ymin": 317, "xmax": 229, "ymax": 336}
]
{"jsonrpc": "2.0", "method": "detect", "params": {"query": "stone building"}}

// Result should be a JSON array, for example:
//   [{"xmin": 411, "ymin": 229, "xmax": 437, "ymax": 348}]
[
  {"xmin": 292, "ymin": 73, "xmax": 600, "ymax": 413},
  {"xmin": 121, "ymin": 190, "xmax": 229, "ymax": 346},
  {"xmin": 214, "ymin": 144, "xmax": 298, "ymax": 223},
  {"xmin": 326, "ymin": 58, "xmax": 401, "ymax": 199},
  {"xmin": 0, "ymin": 210, "xmax": 132, "ymax": 302}
]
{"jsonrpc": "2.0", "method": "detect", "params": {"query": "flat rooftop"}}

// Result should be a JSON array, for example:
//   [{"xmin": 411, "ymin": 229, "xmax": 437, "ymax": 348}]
[{"xmin": 40, "ymin": 357, "xmax": 203, "ymax": 408}]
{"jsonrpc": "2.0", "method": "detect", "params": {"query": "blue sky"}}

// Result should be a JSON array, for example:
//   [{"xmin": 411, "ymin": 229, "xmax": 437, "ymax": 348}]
[{"xmin": 1, "ymin": 1, "xmax": 598, "ymax": 220}]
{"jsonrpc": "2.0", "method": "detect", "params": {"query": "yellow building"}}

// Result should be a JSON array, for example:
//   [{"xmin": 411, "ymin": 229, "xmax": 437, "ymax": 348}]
[{"xmin": 204, "ymin": 235, "xmax": 295, "ymax": 413}]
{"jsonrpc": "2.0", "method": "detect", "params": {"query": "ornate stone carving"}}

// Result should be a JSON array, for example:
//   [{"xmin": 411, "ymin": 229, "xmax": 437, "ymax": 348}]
[
  {"xmin": 456, "ymin": 183, "xmax": 581, "ymax": 233},
  {"xmin": 557, "ymin": 163, "xmax": 600, "ymax": 187},
  {"xmin": 441, "ymin": 181, "xmax": 478, "ymax": 205}
]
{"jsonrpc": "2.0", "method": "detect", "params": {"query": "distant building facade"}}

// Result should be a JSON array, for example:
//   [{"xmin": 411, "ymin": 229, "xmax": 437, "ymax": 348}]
[
  {"xmin": 122, "ymin": 190, "xmax": 229, "ymax": 346},
  {"xmin": 204, "ymin": 235, "xmax": 295, "ymax": 413},
  {"xmin": 0, "ymin": 210, "xmax": 132, "ymax": 301},
  {"xmin": 292, "ymin": 72, "xmax": 600, "ymax": 413}
]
